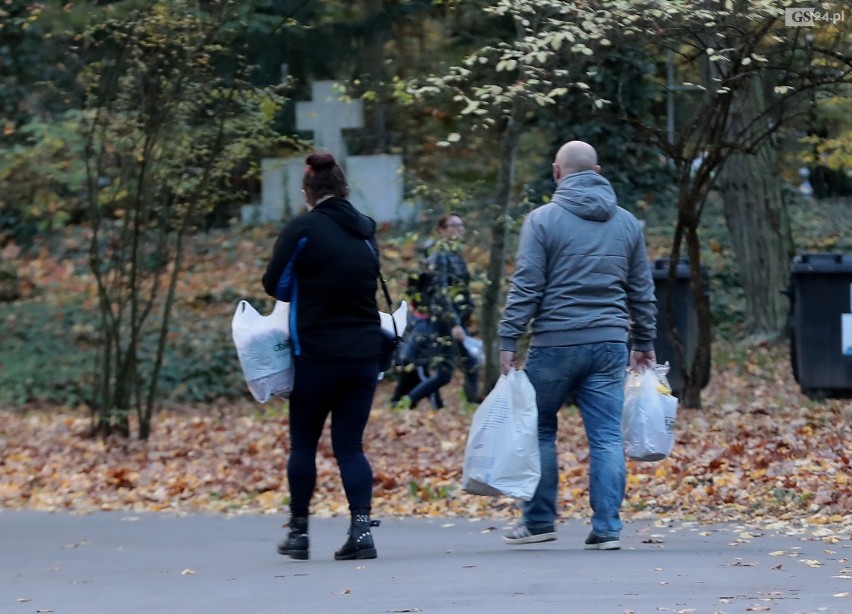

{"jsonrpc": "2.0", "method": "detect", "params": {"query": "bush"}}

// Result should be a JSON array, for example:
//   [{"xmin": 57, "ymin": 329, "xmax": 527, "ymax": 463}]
[
  {"xmin": 0, "ymin": 302, "xmax": 95, "ymax": 405},
  {"xmin": 0, "ymin": 296, "xmax": 249, "ymax": 407}
]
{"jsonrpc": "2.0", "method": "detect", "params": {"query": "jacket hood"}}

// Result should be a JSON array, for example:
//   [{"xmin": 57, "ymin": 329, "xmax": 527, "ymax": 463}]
[
  {"xmin": 313, "ymin": 196, "xmax": 376, "ymax": 239},
  {"xmin": 551, "ymin": 170, "xmax": 617, "ymax": 222}
]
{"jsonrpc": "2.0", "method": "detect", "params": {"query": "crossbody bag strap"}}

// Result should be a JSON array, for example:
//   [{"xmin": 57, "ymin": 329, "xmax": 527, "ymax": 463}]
[{"xmin": 363, "ymin": 239, "xmax": 399, "ymax": 338}]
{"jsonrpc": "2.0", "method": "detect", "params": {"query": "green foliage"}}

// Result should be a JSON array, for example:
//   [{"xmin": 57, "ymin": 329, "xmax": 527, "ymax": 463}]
[
  {"xmin": 2, "ymin": 0, "xmax": 850, "ymax": 414},
  {"xmin": 407, "ymin": 479, "xmax": 454, "ymax": 502},
  {"xmin": 155, "ymin": 311, "xmax": 247, "ymax": 403},
  {"xmin": 529, "ymin": 49, "xmax": 676, "ymax": 212},
  {"xmin": 788, "ymin": 194, "xmax": 852, "ymax": 253},
  {"xmin": 0, "ymin": 302, "xmax": 95, "ymax": 406},
  {"xmin": 0, "ymin": 298, "xmax": 249, "ymax": 407},
  {"xmin": 0, "ymin": 1, "xmax": 88, "ymax": 132},
  {"xmin": 0, "ymin": 111, "xmax": 90, "ymax": 243},
  {"xmin": 72, "ymin": 0, "xmax": 288, "ymax": 437},
  {"xmin": 78, "ymin": 7, "xmax": 286, "ymax": 220}
]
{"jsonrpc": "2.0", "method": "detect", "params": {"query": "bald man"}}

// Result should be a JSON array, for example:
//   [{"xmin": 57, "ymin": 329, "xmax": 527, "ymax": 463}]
[
  {"xmin": 555, "ymin": 140, "xmax": 599, "ymax": 174},
  {"xmin": 498, "ymin": 140, "xmax": 657, "ymax": 550}
]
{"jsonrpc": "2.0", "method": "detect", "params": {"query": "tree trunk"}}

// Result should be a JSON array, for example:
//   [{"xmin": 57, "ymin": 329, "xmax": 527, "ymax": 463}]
[
  {"xmin": 670, "ymin": 177, "xmax": 713, "ymax": 410},
  {"xmin": 682, "ymin": 222, "xmax": 713, "ymax": 409},
  {"xmin": 718, "ymin": 77, "xmax": 794, "ymax": 338},
  {"xmin": 480, "ymin": 99, "xmax": 523, "ymax": 392}
]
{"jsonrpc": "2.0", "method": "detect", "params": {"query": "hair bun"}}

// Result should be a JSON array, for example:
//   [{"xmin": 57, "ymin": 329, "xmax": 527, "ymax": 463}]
[{"xmin": 306, "ymin": 152, "xmax": 336, "ymax": 171}]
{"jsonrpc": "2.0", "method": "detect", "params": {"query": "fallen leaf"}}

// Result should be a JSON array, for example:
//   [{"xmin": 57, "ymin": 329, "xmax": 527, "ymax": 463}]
[{"xmin": 0, "ymin": 264, "xmax": 850, "ymax": 533}]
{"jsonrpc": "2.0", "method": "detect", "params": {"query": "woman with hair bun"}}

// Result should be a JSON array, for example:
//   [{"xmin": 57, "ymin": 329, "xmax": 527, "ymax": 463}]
[{"xmin": 262, "ymin": 152, "xmax": 383, "ymax": 561}]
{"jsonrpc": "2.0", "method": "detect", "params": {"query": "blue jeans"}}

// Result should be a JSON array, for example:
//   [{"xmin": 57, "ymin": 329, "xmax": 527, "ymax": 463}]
[{"xmin": 522, "ymin": 342, "xmax": 628, "ymax": 537}]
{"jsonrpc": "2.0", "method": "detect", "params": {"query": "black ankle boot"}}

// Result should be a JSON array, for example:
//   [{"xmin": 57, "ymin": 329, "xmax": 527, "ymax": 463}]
[
  {"xmin": 277, "ymin": 515, "xmax": 309, "ymax": 560},
  {"xmin": 334, "ymin": 513, "xmax": 379, "ymax": 560}
]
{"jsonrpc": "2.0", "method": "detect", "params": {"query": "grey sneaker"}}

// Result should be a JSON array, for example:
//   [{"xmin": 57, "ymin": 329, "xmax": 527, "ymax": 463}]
[
  {"xmin": 503, "ymin": 524, "xmax": 556, "ymax": 545},
  {"xmin": 584, "ymin": 531, "xmax": 620, "ymax": 550}
]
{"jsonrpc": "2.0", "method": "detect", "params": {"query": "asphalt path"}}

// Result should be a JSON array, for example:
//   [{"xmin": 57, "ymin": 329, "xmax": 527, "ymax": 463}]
[{"xmin": 2, "ymin": 511, "xmax": 850, "ymax": 614}]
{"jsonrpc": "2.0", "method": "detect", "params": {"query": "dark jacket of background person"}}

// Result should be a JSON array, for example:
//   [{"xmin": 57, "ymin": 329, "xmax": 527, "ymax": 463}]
[
  {"xmin": 262, "ymin": 196, "xmax": 382, "ymax": 361},
  {"xmin": 422, "ymin": 239, "xmax": 474, "ymax": 330}
]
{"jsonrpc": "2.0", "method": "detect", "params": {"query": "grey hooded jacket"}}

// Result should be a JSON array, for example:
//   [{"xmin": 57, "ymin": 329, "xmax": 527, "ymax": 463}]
[{"xmin": 498, "ymin": 170, "xmax": 656, "ymax": 352}]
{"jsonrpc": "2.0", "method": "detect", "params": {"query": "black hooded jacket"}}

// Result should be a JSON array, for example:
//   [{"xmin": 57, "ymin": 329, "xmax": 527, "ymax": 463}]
[{"xmin": 261, "ymin": 197, "xmax": 382, "ymax": 361}]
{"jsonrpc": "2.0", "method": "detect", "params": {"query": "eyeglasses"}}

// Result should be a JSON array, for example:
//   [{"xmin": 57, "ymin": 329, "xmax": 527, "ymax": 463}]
[{"xmin": 445, "ymin": 222, "xmax": 464, "ymax": 228}]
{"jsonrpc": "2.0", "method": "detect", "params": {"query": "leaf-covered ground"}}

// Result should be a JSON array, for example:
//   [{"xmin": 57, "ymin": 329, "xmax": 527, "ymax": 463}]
[
  {"xmin": 1, "ymin": 345, "xmax": 849, "ymax": 542},
  {"xmin": 1, "ymin": 222, "xmax": 850, "ymax": 544}
]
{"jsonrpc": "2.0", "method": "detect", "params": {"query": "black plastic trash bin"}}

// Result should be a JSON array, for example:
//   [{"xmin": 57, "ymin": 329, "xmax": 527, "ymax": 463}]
[
  {"xmin": 651, "ymin": 259, "xmax": 711, "ymax": 395},
  {"xmin": 787, "ymin": 252, "xmax": 852, "ymax": 398}
]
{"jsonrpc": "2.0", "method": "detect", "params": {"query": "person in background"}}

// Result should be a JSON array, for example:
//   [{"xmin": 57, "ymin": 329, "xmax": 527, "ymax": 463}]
[
  {"xmin": 262, "ymin": 152, "xmax": 382, "ymax": 561},
  {"xmin": 498, "ymin": 140, "xmax": 657, "ymax": 551},
  {"xmin": 392, "ymin": 213, "xmax": 478, "ymax": 409}
]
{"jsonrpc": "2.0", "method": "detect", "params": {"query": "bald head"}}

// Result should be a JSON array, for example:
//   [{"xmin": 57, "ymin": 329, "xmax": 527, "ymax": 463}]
[{"xmin": 553, "ymin": 140, "xmax": 600, "ymax": 178}]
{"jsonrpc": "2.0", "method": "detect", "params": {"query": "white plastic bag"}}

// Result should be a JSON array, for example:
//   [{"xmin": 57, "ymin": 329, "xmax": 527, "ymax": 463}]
[
  {"xmin": 379, "ymin": 300, "xmax": 408, "ymax": 338},
  {"xmin": 231, "ymin": 300, "xmax": 292, "ymax": 403},
  {"xmin": 621, "ymin": 364, "xmax": 678, "ymax": 461},
  {"xmin": 462, "ymin": 369, "xmax": 541, "ymax": 500},
  {"xmin": 461, "ymin": 336, "xmax": 485, "ymax": 369}
]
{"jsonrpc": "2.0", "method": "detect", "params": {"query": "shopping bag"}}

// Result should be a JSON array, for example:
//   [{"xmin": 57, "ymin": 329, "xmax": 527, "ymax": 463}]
[
  {"xmin": 378, "ymin": 300, "xmax": 408, "ymax": 372},
  {"xmin": 621, "ymin": 363, "xmax": 678, "ymax": 461},
  {"xmin": 231, "ymin": 300, "xmax": 292, "ymax": 403},
  {"xmin": 379, "ymin": 300, "xmax": 408, "ymax": 338},
  {"xmin": 462, "ymin": 369, "xmax": 541, "ymax": 500},
  {"xmin": 461, "ymin": 336, "xmax": 485, "ymax": 369}
]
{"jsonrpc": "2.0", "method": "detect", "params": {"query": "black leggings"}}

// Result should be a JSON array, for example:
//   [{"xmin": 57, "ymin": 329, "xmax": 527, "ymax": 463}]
[{"xmin": 286, "ymin": 358, "xmax": 378, "ymax": 516}]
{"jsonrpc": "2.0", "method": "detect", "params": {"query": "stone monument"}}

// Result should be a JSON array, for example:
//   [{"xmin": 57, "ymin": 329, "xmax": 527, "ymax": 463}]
[{"xmin": 242, "ymin": 81, "xmax": 408, "ymax": 226}]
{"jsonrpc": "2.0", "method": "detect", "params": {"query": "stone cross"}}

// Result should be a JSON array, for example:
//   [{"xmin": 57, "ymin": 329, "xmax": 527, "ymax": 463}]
[
  {"xmin": 296, "ymin": 81, "xmax": 363, "ymax": 160},
  {"xmin": 243, "ymin": 81, "xmax": 410, "ymax": 226}
]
